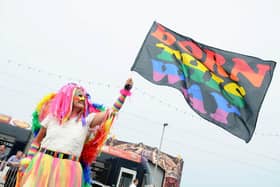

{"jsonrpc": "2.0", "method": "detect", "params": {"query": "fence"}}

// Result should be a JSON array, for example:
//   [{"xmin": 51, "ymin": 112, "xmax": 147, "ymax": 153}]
[{"xmin": 0, "ymin": 161, "xmax": 19, "ymax": 187}]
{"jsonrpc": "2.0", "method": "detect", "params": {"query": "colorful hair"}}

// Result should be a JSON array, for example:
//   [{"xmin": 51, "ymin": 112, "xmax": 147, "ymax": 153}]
[
  {"xmin": 31, "ymin": 83, "xmax": 105, "ymax": 137},
  {"xmin": 49, "ymin": 83, "xmax": 88, "ymax": 124}
]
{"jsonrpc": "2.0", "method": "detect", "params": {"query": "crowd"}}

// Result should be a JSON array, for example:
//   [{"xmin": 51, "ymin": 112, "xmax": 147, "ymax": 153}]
[{"xmin": 0, "ymin": 144, "xmax": 24, "ymax": 187}]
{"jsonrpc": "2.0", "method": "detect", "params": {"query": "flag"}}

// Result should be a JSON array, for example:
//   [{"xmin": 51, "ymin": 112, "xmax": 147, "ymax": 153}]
[{"xmin": 131, "ymin": 21, "xmax": 276, "ymax": 142}]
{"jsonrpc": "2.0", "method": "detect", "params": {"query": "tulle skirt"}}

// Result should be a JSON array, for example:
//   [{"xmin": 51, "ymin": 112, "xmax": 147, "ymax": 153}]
[{"xmin": 19, "ymin": 152, "xmax": 82, "ymax": 187}]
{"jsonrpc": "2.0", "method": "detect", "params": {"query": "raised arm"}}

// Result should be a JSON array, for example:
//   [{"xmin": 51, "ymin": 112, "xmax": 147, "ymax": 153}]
[{"xmin": 90, "ymin": 78, "xmax": 133, "ymax": 128}]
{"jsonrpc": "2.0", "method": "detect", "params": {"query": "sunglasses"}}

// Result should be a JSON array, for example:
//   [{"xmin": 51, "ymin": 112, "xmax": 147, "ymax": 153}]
[{"xmin": 73, "ymin": 95, "xmax": 86, "ymax": 101}]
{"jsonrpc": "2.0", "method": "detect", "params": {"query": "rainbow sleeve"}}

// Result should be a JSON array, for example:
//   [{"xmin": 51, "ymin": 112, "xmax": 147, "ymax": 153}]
[
  {"xmin": 26, "ymin": 142, "xmax": 40, "ymax": 159},
  {"xmin": 112, "ymin": 89, "xmax": 131, "ymax": 112}
]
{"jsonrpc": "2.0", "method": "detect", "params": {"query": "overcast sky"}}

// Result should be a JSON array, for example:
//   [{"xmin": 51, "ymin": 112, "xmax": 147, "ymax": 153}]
[{"xmin": 0, "ymin": 0, "xmax": 280, "ymax": 186}]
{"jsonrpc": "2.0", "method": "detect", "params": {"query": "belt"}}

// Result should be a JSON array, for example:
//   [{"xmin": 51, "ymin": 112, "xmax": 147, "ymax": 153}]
[{"xmin": 39, "ymin": 148, "xmax": 79, "ymax": 161}]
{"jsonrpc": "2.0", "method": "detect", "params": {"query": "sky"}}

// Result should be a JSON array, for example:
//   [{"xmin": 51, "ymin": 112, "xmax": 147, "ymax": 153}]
[{"xmin": 0, "ymin": 0, "xmax": 280, "ymax": 186}]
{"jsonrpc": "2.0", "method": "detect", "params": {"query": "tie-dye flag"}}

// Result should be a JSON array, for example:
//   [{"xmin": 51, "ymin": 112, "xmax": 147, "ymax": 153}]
[{"xmin": 131, "ymin": 22, "xmax": 276, "ymax": 142}]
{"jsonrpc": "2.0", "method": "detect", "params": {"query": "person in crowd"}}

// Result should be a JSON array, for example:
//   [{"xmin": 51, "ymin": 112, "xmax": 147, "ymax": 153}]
[
  {"xmin": 129, "ymin": 179, "xmax": 139, "ymax": 187},
  {"xmin": 0, "ymin": 145, "xmax": 7, "ymax": 162},
  {"xmin": 7, "ymin": 150, "xmax": 23, "ymax": 167}
]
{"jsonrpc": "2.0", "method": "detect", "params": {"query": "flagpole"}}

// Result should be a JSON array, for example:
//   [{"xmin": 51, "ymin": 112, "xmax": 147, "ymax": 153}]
[{"xmin": 153, "ymin": 123, "xmax": 168, "ymax": 186}]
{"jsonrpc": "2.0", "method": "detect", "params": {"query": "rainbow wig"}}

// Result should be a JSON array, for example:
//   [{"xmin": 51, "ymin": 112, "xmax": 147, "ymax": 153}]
[
  {"xmin": 50, "ymin": 83, "xmax": 88, "ymax": 124},
  {"xmin": 32, "ymin": 83, "xmax": 105, "ymax": 136}
]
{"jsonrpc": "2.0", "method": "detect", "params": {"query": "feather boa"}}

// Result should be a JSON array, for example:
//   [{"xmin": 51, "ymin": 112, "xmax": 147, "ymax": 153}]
[
  {"xmin": 32, "ymin": 93, "xmax": 56, "ymax": 136},
  {"xmin": 80, "ymin": 109, "xmax": 116, "ymax": 186}
]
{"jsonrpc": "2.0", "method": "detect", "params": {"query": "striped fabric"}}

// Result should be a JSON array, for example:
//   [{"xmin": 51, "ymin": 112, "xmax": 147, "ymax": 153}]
[
  {"xmin": 39, "ymin": 147, "xmax": 80, "ymax": 161},
  {"xmin": 112, "ymin": 94, "xmax": 127, "ymax": 112},
  {"xmin": 19, "ymin": 152, "xmax": 82, "ymax": 187},
  {"xmin": 27, "ymin": 142, "xmax": 40, "ymax": 159},
  {"xmin": 112, "ymin": 89, "xmax": 131, "ymax": 112}
]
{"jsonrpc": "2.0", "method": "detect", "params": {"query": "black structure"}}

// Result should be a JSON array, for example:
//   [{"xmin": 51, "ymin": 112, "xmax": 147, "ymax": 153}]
[
  {"xmin": 91, "ymin": 152, "xmax": 146, "ymax": 187},
  {"xmin": 0, "ymin": 122, "xmax": 32, "ymax": 158}
]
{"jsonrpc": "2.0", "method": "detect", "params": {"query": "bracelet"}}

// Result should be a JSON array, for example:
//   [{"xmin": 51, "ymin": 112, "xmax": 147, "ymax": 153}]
[
  {"xmin": 120, "ymin": 89, "xmax": 132, "ymax": 96},
  {"xmin": 27, "ymin": 142, "xmax": 40, "ymax": 158}
]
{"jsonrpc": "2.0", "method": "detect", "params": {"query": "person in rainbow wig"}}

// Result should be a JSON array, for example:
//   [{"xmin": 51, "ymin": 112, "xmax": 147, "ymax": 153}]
[{"xmin": 17, "ymin": 78, "xmax": 133, "ymax": 187}]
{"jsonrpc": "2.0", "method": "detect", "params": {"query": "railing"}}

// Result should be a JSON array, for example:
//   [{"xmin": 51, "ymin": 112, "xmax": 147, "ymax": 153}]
[{"xmin": 0, "ymin": 161, "xmax": 20, "ymax": 187}]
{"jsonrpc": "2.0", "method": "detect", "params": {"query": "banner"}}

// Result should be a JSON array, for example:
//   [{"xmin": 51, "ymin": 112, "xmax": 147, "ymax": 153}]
[{"xmin": 131, "ymin": 22, "xmax": 276, "ymax": 142}]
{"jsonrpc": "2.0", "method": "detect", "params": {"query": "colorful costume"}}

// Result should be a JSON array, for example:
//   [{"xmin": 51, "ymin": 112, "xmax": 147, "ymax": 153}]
[{"xmin": 17, "ymin": 82, "xmax": 132, "ymax": 187}]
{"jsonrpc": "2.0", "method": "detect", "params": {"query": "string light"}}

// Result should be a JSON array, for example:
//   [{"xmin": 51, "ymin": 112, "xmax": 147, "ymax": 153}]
[
  {"xmin": 2, "ymin": 60, "xmax": 279, "ymax": 137},
  {"xmin": 1, "ymin": 60, "xmax": 280, "ymax": 172}
]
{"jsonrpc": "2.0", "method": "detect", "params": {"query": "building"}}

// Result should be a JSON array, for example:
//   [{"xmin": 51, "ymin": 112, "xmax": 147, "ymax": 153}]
[
  {"xmin": 91, "ymin": 138, "xmax": 184, "ymax": 187},
  {"xmin": 0, "ymin": 114, "xmax": 31, "ymax": 158}
]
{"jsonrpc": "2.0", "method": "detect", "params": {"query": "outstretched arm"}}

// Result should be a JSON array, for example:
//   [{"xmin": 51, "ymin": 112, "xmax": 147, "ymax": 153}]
[{"xmin": 89, "ymin": 78, "xmax": 133, "ymax": 128}]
